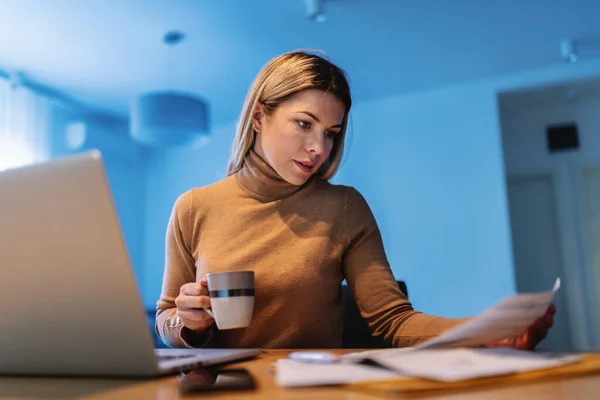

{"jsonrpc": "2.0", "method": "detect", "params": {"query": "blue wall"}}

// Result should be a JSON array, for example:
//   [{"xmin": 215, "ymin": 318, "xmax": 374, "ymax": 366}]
[{"xmin": 49, "ymin": 104, "xmax": 148, "ymax": 292}]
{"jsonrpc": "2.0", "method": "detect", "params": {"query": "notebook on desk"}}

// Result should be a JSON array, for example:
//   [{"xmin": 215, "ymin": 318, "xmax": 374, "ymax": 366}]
[{"xmin": 0, "ymin": 151, "xmax": 261, "ymax": 378}]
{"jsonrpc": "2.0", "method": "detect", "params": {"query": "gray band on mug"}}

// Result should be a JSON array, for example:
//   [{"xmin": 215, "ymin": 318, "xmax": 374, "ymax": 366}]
[
  {"xmin": 206, "ymin": 271, "xmax": 255, "ymax": 291},
  {"xmin": 209, "ymin": 289, "xmax": 255, "ymax": 298}
]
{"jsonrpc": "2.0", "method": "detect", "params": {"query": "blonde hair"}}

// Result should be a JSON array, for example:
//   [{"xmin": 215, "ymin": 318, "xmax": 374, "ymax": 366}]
[{"xmin": 227, "ymin": 50, "xmax": 352, "ymax": 180}]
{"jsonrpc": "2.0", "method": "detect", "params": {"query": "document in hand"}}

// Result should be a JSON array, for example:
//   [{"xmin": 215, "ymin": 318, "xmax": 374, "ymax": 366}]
[{"xmin": 414, "ymin": 277, "xmax": 562, "ymax": 350}]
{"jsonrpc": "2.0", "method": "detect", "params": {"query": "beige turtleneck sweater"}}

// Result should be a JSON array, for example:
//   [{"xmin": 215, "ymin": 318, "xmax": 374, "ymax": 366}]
[{"xmin": 156, "ymin": 150, "xmax": 467, "ymax": 349}]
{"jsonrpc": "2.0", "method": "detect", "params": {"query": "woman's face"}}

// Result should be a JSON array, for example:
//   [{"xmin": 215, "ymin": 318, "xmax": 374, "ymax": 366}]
[{"xmin": 253, "ymin": 89, "xmax": 346, "ymax": 186}]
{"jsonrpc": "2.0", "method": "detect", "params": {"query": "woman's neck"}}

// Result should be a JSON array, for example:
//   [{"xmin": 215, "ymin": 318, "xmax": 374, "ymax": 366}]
[{"xmin": 235, "ymin": 149, "xmax": 308, "ymax": 199}]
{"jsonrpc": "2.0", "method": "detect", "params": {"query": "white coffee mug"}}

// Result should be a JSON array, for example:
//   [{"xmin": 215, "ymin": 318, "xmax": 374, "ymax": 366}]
[{"xmin": 203, "ymin": 271, "xmax": 255, "ymax": 330}]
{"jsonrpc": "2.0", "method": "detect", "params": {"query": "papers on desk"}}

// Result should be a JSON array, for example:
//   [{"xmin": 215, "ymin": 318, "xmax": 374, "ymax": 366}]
[
  {"xmin": 365, "ymin": 348, "xmax": 581, "ymax": 382},
  {"xmin": 275, "ymin": 358, "xmax": 401, "ymax": 387},
  {"xmin": 276, "ymin": 278, "xmax": 579, "ymax": 387},
  {"xmin": 276, "ymin": 349, "xmax": 580, "ymax": 387}
]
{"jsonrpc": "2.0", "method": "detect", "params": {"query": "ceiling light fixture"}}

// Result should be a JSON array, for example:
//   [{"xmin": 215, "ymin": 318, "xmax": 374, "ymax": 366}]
[{"xmin": 130, "ymin": 31, "xmax": 210, "ymax": 147}]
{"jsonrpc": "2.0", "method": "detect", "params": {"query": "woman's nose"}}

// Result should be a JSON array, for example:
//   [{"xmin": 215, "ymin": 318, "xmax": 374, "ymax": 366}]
[{"xmin": 306, "ymin": 133, "xmax": 326, "ymax": 156}]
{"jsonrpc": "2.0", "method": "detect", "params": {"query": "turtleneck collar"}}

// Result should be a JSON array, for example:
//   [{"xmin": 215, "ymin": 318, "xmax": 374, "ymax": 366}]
[{"xmin": 235, "ymin": 149, "xmax": 309, "ymax": 200}]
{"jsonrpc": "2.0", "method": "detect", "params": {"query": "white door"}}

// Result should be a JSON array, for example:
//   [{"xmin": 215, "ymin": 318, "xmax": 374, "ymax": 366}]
[{"xmin": 507, "ymin": 174, "xmax": 574, "ymax": 351}]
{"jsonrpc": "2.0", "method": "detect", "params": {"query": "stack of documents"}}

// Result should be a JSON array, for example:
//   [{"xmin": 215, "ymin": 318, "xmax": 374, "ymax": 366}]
[
  {"xmin": 351, "ymin": 347, "xmax": 580, "ymax": 382},
  {"xmin": 276, "ymin": 348, "xmax": 580, "ymax": 387},
  {"xmin": 276, "ymin": 278, "xmax": 582, "ymax": 388}
]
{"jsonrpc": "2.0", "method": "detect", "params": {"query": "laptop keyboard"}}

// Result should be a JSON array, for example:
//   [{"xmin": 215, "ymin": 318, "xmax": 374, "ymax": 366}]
[{"xmin": 157, "ymin": 354, "xmax": 196, "ymax": 362}]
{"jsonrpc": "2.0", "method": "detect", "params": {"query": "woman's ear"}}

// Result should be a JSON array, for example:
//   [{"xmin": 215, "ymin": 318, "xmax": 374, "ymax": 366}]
[{"xmin": 252, "ymin": 103, "xmax": 265, "ymax": 133}]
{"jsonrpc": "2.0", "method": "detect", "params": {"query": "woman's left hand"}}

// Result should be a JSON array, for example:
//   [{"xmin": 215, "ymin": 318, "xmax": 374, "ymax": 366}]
[{"xmin": 487, "ymin": 303, "xmax": 556, "ymax": 350}]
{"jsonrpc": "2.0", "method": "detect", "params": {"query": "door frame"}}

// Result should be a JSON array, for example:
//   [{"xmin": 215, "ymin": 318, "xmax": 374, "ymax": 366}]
[{"xmin": 577, "ymin": 165, "xmax": 600, "ymax": 348}]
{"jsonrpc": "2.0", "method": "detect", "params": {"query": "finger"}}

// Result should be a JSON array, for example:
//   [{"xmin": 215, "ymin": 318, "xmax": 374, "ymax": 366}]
[
  {"xmin": 527, "ymin": 317, "xmax": 543, "ymax": 332},
  {"xmin": 531, "ymin": 318, "xmax": 549, "ymax": 337},
  {"xmin": 531, "ymin": 320, "xmax": 548, "ymax": 337},
  {"xmin": 200, "ymin": 275, "xmax": 209, "ymax": 287},
  {"xmin": 518, "ymin": 331, "xmax": 536, "ymax": 350},
  {"xmin": 175, "ymin": 294, "xmax": 212, "ymax": 310},
  {"xmin": 178, "ymin": 309, "xmax": 215, "ymax": 331},
  {"xmin": 530, "ymin": 329, "xmax": 547, "ymax": 347},
  {"xmin": 533, "ymin": 312, "xmax": 554, "ymax": 331},
  {"xmin": 528, "ymin": 322, "xmax": 549, "ymax": 347},
  {"xmin": 517, "ymin": 321, "xmax": 542, "ymax": 350},
  {"xmin": 180, "ymin": 282, "xmax": 209, "ymax": 296},
  {"xmin": 179, "ymin": 308, "xmax": 214, "ymax": 323},
  {"xmin": 516, "ymin": 332, "xmax": 530, "ymax": 350},
  {"xmin": 184, "ymin": 317, "xmax": 215, "ymax": 331}
]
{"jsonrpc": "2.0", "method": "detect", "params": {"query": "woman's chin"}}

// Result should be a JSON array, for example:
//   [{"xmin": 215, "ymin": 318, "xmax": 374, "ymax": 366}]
[
  {"xmin": 281, "ymin": 171, "xmax": 311, "ymax": 186},
  {"xmin": 286, "ymin": 177, "xmax": 309, "ymax": 186}
]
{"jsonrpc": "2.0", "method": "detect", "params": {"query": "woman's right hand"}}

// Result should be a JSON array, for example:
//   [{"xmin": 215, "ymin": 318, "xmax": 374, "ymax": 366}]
[{"xmin": 175, "ymin": 278, "xmax": 215, "ymax": 332}]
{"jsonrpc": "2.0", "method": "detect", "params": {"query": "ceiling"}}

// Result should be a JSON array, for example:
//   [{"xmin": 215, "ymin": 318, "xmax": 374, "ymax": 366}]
[{"xmin": 0, "ymin": 0, "xmax": 599, "ymax": 126}]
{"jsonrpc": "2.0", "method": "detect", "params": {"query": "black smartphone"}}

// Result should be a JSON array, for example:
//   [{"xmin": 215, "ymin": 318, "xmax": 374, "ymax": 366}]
[{"xmin": 178, "ymin": 367, "xmax": 256, "ymax": 394}]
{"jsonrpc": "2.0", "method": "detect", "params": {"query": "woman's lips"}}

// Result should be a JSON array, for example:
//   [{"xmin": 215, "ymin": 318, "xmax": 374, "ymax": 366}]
[{"xmin": 294, "ymin": 160, "xmax": 314, "ymax": 174}]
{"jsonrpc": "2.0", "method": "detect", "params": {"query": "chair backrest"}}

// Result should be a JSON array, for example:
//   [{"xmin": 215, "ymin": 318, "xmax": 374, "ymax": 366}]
[{"xmin": 341, "ymin": 281, "xmax": 408, "ymax": 348}]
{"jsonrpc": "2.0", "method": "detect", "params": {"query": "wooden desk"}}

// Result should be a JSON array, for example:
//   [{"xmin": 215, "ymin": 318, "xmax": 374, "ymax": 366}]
[{"xmin": 0, "ymin": 350, "xmax": 599, "ymax": 399}]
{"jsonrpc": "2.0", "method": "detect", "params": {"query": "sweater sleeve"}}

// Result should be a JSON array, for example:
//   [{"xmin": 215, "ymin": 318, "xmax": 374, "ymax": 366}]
[
  {"xmin": 155, "ymin": 190, "xmax": 213, "ymax": 348},
  {"xmin": 342, "ymin": 187, "xmax": 469, "ymax": 347}
]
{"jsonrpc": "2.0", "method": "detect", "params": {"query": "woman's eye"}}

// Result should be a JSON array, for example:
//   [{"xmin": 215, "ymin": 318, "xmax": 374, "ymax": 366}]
[
  {"xmin": 297, "ymin": 120, "xmax": 311, "ymax": 130},
  {"xmin": 325, "ymin": 131, "xmax": 338, "ymax": 138}
]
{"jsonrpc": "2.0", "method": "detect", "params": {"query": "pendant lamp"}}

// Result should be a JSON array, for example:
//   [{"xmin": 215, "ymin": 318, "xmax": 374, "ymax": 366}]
[{"xmin": 129, "ymin": 31, "xmax": 210, "ymax": 147}]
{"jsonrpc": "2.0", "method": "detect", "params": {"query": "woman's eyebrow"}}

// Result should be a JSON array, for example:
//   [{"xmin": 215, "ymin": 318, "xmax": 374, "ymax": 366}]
[{"xmin": 297, "ymin": 111, "xmax": 342, "ymax": 128}]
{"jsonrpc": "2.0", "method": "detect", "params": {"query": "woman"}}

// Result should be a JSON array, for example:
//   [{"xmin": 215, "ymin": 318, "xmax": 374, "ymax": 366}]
[{"xmin": 156, "ymin": 50, "xmax": 555, "ymax": 349}]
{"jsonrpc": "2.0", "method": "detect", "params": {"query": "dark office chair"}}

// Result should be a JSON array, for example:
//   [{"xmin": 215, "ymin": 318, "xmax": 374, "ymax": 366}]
[{"xmin": 341, "ymin": 280, "xmax": 408, "ymax": 348}]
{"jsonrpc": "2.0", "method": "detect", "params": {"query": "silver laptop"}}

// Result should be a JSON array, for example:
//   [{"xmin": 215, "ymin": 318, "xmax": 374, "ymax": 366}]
[{"xmin": 0, "ymin": 150, "xmax": 261, "ymax": 378}]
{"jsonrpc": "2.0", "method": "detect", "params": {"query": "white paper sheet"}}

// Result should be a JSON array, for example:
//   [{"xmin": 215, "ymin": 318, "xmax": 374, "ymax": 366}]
[
  {"xmin": 275, "ymin": 358, "xmax": 402, "ymax": 387},
  {"xmin": 369, "ymin": 348, "xmax": 581, "ymax": 382},
  {"xmin": 412, "ymin": 277, "xmax": 561, "ymax": 350}
]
